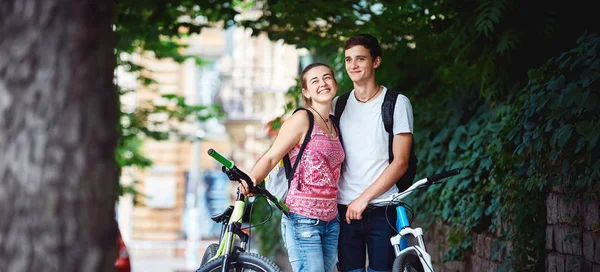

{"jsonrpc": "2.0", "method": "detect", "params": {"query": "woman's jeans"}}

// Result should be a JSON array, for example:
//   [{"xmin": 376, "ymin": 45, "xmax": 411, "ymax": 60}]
[{"xmin": 281, "ymin": 212, "xmax": 340, "ymax": 272}]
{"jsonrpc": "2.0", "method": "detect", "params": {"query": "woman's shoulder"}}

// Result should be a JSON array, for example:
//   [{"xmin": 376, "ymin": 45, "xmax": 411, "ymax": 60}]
[{"xmin": 286, "ymin": 108, "xmax": 312, "ymax": 126}]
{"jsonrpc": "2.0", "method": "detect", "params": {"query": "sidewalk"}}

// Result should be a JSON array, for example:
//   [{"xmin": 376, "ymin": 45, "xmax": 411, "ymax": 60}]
[{"xmin": 128, "ymin": 239, "xmax": 218, "ymax": 272}]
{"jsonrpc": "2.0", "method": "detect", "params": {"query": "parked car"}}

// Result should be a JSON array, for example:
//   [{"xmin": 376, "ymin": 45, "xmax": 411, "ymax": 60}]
[{"xmin": 115, "ymin": 228, "xmax": 131, "ymax": 272}]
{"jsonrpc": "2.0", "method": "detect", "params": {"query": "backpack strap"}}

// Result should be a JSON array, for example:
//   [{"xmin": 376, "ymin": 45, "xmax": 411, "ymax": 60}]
[
  {"xmin": 333, "ymin": 93, "xmax": 350, "ymax": 174},
  {"xmin": 382, "ymin": 89, "xmax": 418, "ymax": 191},
  {"xmin": 333, "ymin": 92, "xmax": 351, "ymax": 129},
  {"xmin": 283, "ymin": 108, "xmax": 314, "ymax": 191},
  {"xmin": 382, "ymin": 90, "xmax": 399, "ymax": 163}
]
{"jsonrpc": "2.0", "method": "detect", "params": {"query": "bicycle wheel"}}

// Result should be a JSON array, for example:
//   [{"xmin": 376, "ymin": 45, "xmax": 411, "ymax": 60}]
[
  {"xmin": 200, "ymin": 243, "xmax": 220, "ymax": 265},
  {"xmin": 392, "ymin": 253, "xmax": 425, "ymax": 272},
  {"xmin": 196, "ymin": 252, "xmax": 281, "ymax": 272}
]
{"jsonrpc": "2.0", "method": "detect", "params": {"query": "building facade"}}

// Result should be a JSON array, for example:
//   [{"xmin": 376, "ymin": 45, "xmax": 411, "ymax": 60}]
[{"xmin": 116, "ymin": 25, "xmax": 301, "ymax": 260}]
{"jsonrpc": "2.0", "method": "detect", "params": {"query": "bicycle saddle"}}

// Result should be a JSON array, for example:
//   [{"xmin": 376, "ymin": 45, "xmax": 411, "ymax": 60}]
[{"xmin": 211, "ymin": 205, "xmax": 234, "ymax": 223}]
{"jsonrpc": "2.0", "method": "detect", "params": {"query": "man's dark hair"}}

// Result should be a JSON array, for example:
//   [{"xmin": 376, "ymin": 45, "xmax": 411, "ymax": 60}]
[{"xmin": 344, "ymin": 34, "xmax": 382, "ymax": 60}]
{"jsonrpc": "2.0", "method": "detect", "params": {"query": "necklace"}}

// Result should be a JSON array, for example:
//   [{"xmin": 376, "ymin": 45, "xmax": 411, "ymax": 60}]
[
  {"xmin": 355, "ymin": 85, "xmax": 382, "ymax": 103},
  {"xmin": 309, "ymin": 106, "xmax": 335, "ymax": 138}
]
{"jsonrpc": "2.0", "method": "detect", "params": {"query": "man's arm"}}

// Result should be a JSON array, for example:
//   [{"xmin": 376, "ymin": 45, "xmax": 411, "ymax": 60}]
[{"xmin": 344, "ymin": 133, "xmax": 412, "ymax": 223}]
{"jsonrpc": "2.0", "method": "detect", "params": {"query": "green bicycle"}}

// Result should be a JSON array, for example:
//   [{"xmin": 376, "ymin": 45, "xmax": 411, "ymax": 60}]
[{"xmin": 196, "ymin": 149, "xmax": 289, "ymax": 272}]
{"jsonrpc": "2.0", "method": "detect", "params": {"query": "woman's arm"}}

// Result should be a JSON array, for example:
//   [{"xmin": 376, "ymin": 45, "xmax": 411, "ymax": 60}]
[{"xmin": 240, "ymin": 111, "xmax": 309, "ymax": 194}]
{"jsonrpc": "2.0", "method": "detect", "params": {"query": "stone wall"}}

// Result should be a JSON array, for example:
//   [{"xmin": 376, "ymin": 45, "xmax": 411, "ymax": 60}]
[
  {"xmin": 546, "ymin": 185, "xmax": 600, "ymax": 272},
  {"xmin": 422, "ymin": 222, "xmax": 506, "ymax": 272},
  {"xmin": 420, "ymin": 184, "xmax": 599, "ymax": 271}
]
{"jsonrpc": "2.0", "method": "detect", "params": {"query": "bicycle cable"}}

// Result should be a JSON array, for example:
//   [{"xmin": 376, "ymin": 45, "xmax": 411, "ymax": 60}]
[
  {"xmin": 380, "ymin": 184, "xmax": 436, "ymax": 234},
  {"xmin": 413, "ymin": 244, "xmax": 435, "ymax": 272},
  {"xmin": 242, "ymin": 194, "xmax": 275, "ymax": 252}
]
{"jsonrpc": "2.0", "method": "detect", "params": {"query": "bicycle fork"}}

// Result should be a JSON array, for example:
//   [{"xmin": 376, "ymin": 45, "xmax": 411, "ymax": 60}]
[{"xmin": 219, "ymin": 190, "xmax": 248, "ymax": 272}]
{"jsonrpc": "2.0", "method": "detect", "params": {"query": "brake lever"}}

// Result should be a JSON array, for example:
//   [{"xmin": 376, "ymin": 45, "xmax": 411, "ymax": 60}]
[
  {"xmin": 222, "ymin": 166, "xmax": 260, "ymax": 194},
  {"xmin": 221, "ymin": 166, "xmax": 290, "ymax": 216}
]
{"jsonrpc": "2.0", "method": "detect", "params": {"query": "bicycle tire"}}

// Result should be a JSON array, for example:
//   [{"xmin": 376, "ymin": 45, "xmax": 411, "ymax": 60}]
[
  {"xmin": 200, "ymin": 243, "xmax": 219, "ymax": 265},
  {"xmin": 196, "ymin": 252, "xmax": 281, "ymax": 272},
  {"xmin": 392, "ymin": 252, "xmax": 425, "ymax": 272}
]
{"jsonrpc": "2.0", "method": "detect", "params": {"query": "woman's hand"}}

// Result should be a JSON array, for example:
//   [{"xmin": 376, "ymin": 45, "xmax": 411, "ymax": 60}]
[{"xmin": 238, "ymin": 178, "xmax": 257, "ymax": 197}]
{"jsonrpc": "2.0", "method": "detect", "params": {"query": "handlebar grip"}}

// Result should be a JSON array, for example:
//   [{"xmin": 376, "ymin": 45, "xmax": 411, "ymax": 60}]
[
  {"xmin": 427, "ymin": 168, "xmax": 461, "ymax": 183},
  {"xmin": 208, "ymin": 149, "xmax": 234, "ymax": 169}
]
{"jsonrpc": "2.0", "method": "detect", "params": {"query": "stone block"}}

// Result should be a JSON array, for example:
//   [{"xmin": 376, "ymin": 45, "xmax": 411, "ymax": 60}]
[
  {"xmin": 566, "ymin": 255, "xmax": 593, "ymax": 272},
  {"xmin": 483, "ymin": 235, "xmax": 492, "ymax": 260},
  {"xmin": 583, "ymin": 232, "xmax": 597, "ymax": 263},
  {"xmin": 558, "ymin": 196, "xmax": 585, "ymax": 225},
  {"xmin": 473, "ymin": 233, "xmax": 482, "ymax": 256},
  {"xmin": 595, "ymin": 234, "xmax": 600, "ymax": 264},
  {"xmin": 548, "ymin": 193, "xmax": 559, "ymax": 224},
  {"xmin": 547, "ymin": 253, "xmax": 566, "ymax": 272},
  {"xmin": 443, "ymin": 260, "xmax": 466, "ymax": 272},
  {"xmin": 594, "ymin": 264, "xmax": 600, "ymax": 272},
  {"xmin": 552, "ymin": 185, "xmax": 565, "ymax": 193},
  {"xmin": 490, "ymin": 238, "xmax": 505, "ymax": 262},
  {"xmin": 470, "ymin": 255, "xmax": 501, "ymax": 272},
  {"xmin": 506, "ymin": 240, "xmax": 513, "ymax": 258},
  {"xmin": 554, "ymin": 225, "xmax": 583, "ymax": 255},
  {"xmin": 547, "ymin": 226, "xmax": 554, "ymax": 250},
  {"xmin": 585, "ymin": 200, "xmax": 599, "ymax": 231}
]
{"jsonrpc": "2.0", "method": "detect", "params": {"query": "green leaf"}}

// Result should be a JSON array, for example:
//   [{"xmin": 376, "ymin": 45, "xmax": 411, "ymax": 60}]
[
  {"xmin": 556, "ymin": 124, "xmax": 573, "ymax": 148},
  {"xmin": 524, "ymin": 122, "xmax": 536, "ymax": 130},
  {"xmin": 545, "ymin": 120, "xmax": 554, "ymax": 132},
  {"xmin": 547, "ymin": 75, "xmax": 565, "ymax": 91}
]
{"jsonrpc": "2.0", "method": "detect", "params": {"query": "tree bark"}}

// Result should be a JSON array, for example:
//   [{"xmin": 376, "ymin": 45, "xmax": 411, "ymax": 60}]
[{"xmin": 0, "ymin": 0, "xmax": 118, "ymax": 271}]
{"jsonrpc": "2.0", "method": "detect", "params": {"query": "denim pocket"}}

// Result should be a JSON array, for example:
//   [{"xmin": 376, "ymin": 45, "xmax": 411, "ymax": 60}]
[{"xmin": 290, "ymin": 213, "xmax": 320, "ymax": 240}]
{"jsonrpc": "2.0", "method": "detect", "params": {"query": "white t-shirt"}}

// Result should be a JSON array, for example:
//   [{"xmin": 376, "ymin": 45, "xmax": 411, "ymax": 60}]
[{"xmin": 333, "ymin": 87, "xmax": 414, "ymax": 205}]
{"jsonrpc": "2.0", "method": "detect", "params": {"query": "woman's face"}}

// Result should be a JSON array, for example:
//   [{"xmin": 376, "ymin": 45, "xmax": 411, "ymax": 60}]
[{"xmin": 302, "ymin": 65, "xmax": 338, "ymax": 105}]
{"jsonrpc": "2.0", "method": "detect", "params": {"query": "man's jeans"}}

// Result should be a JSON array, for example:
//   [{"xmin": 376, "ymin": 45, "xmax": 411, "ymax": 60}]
[
  {"xmin": 281, "ymin": 212, "xmax": 340, "ymax": 272},
  {"xmin": 337, "ymin": 204, "xmax": 398, "ymax": 272}
]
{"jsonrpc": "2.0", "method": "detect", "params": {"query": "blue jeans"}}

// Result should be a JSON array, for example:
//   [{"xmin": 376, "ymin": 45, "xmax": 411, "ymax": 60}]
[
  {"xmin": 337, "ymin": 204, "xmax": 398, "ymax": 272},
  {"xmin": 281, "ymin": 212, "xmax": 340, "ymax": 272}
]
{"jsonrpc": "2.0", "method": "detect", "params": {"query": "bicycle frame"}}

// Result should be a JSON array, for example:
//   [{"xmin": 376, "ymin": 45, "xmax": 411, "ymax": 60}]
[
  {"xmin": 383, "ymin": 168, "xmax": 461, "ymax": 272},
  {"xmin": 208, "ymin": 190, "xmax": 249, "ymax": 272},
  {"xmin": 199, "ymin": 148, "xmax": 292, "ymax": 272},
  {"xmin": 388, "ymin": 178, "xmax": 434, "ymax": 271},
  {"xmin": 390, "ymin": 227, "xmax": 433, "ymax": 272}
]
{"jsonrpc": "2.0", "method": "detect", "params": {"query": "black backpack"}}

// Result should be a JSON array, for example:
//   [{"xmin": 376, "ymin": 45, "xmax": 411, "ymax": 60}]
[{"xmin": 333, "ymin": 90, "xmax": 418, "ymax": 192}]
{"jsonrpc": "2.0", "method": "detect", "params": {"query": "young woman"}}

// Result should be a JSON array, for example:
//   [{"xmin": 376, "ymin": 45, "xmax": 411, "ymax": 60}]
[{"xmin": 240, "ymin": 63, "xmax": 345, "ymax": 272}]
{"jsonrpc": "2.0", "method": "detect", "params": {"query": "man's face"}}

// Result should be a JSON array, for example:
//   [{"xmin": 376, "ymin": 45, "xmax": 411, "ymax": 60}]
[{"xmin": 344, "ymin": 45, "xmax": 381, "ymax": 84}]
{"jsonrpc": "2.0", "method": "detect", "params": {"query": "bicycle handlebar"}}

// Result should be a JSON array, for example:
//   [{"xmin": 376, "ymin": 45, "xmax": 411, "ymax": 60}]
[
  {"xmin": 208, "ymin": 148, "xmax": 234, "ymax": 169},
  {"xmin": 426, "ymin": 168, "xmax": 461, "ymax": 184},
  {"xmin": 373, "ymin": 168, "xmax": 462, "ymax": 205},
  {"xmin": 207, "ymin": 149, "xmax": 290, "ymax": 216}
]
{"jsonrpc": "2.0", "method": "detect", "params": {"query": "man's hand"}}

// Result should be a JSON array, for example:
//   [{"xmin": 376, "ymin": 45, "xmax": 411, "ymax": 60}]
[
  {"xmin": 345, "ymin": 196, "xmax": 369, "ymax": 224},
  {"xmin": 238, "ymin": 178, "xmax": 257, "ymax": 197}
]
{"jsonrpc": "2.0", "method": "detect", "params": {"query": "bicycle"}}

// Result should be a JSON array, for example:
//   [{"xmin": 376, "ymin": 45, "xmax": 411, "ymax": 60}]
[
  {"xmin": 196, "ymin": 149, "xmax": 290, "ymax": 272},
  {"xmin": 371, "ymin": 168, "xmax": 461, "ymax": 272}
]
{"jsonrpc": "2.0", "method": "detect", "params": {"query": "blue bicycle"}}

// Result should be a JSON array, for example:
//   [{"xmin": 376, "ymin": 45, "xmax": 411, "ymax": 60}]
[{"xmin": 372, "ymin": 169, "xmax": 461, "ymax": 272}]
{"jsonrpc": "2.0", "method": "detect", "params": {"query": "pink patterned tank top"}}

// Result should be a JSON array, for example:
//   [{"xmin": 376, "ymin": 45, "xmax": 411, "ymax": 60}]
[{"xmin": 285, "ymin": 124, "xmax": 345, "ymax": 221}]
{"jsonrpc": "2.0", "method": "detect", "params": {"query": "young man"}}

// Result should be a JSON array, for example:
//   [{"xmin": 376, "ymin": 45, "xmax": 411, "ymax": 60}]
[{"xmin": 334, "ymin": 34, "xmax": 414, "ymax": 272}]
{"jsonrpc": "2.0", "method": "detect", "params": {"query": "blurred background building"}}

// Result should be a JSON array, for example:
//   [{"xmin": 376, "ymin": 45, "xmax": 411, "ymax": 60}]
[{"xmin": 115, "ymin": 23, "xmax": 303, "ymax": 271}]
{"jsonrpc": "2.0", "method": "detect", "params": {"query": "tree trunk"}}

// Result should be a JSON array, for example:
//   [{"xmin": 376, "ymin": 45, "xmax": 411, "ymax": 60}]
[{"xmin": 0, "ymin": 0, "xmax": 118, "ymax": 271}]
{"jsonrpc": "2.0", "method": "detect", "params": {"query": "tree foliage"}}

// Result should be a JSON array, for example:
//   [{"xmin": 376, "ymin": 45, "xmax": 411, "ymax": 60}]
[
  {"xmin": 113, "ymin": 0, "xmax": 236, "ymax": 199},
  {"xmin": 239, "ymin": 0, "xmax": 599, "ymax": 269},
  {"xmin": 115, "ymin": 0, "xmax": 599, "ymax": 269}
]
